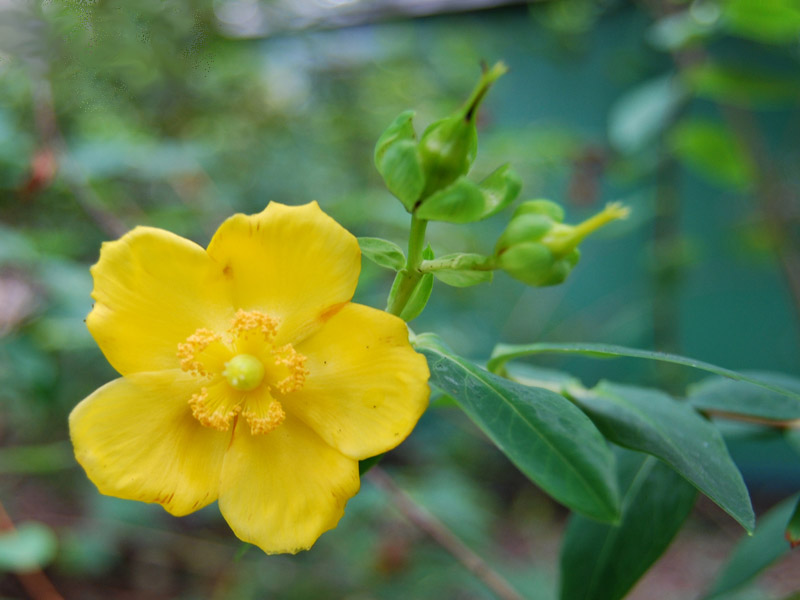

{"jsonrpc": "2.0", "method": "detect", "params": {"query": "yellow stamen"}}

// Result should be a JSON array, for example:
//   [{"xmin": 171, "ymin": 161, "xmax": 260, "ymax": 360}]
[
  {"xmin": 177, "ymin": 329, "xmax": 221, "ymax": 376},
  {"xmin": 228, "ymin": 309, "xmax": 279, "ymax": 341},
  {"xmin": 272, "ymin": 344, "xmax": 309, "ymax": 394},
  {"xmin": 178, "ymin": 310, "xmax": 308, "ymax": 435},
  {"xmin": 188, "ymin": 386, "xmax": 241, "ymax": 431},
  {"xmin": 243, "ymin": 400, "xmax": 286, "ymax": 435}
]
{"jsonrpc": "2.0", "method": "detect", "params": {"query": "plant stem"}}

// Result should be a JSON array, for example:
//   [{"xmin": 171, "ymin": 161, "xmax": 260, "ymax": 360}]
[
  {"xmin": 386, "ymin": 215, "xmax": 428, "ymax": 317},
  {"xmin": 366, "ymin": 467, "xmax": 524, "ymax": 600},
  {"xmin": 419, "ymin": 254, "xmax": 494, "ymax": 273}
]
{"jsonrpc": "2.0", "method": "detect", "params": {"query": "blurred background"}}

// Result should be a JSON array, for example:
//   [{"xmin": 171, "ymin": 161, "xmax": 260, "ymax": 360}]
[{"xmin": 1, "ymin": 0, "xmax": 799, "ymax": 598}]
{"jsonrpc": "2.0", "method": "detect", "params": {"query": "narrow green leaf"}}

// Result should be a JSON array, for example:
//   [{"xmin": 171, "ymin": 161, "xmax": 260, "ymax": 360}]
[
  {"xmin": 415, "ymin": 176, "xmax": 486, "ymax": 223},
  {"xmin": 705, "ymin": 493, "xmax": 800, "ymax": 598},
  {"xmin": 689, "ymin": 372, "xmax": 800, "ymax": 421},
  {"xmin": 357, "ymin": 237, "xmax": 406, "ymax": 271},
  {"xmin": 433, "ymin": 269, "xmax": 492, "ymax": 287},
  {"xmin": 788, "ymin": 497, "xmax": 800, "ymax": 549},
  {"xmin": 487, "ymin": 342, "xmax": 800, "ymax": 402},
  {"xmin": 571, "ymin": 382, "xmax": 754, "ymax": 532},
  {"xmin": 415, "ymin": 333, "xmax": 620, "ymax": 522},
  {"xmin": 0, "ymin": 522, "xmax": 58, "ymax": 572},
  {"xmin": 560, "ymin": 450, "xmax": 696, "ymax": 600},
  {"xmin": 398, "ymin": 245, "xmax": 434, "ymax": 322}
]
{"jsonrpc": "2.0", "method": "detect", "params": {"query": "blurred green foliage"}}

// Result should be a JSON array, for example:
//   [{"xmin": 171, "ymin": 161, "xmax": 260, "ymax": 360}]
[{"xmin": 1, "ymin": 0, "xmax": 799, "ymax": 598}]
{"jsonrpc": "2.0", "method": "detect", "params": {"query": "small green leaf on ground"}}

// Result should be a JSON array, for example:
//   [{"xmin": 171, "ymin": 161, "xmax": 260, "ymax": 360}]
[{"xmin": 0, "ymin": 522, "xmax": 58, "ymax": 572}]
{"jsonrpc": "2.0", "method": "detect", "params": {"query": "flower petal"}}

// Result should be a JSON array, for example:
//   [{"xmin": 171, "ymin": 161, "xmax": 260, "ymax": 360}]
[
  {"xmin": 206, "ymin": 202, "xmax": 360, "ymax": 344},
  {"xmin": 69, "ymin": 371, "xmax": 229, "ymax": 516},
  {"xmin": 288, "ymin": 303, "xmax": 429, "ymax": 460},
  {"xmin": 88, "ymin": 227, "xmax": 232, "ymax": 375},
  {"xmin": 218, "ymin": 416, "xmax": 359, "ymax": 554}
]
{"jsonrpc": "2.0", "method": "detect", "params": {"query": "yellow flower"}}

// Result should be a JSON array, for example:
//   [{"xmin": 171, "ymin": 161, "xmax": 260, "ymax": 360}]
[{"xmin": 69, "ymin": 202, "xmax": 430, "ymax": 554}]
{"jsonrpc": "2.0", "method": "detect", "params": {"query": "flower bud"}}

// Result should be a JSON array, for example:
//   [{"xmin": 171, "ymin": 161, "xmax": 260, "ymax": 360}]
[
  {"xmin": 495, "ymin": 201, "xmax": 628, "ymax": 287},
  {"xmin": 417, "ymin": 62, "xmax": 508, "ymax": 198}
]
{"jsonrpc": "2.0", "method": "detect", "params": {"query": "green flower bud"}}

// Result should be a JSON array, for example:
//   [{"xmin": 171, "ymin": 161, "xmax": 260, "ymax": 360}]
[
  {"xmin": 512, "ymin": 199, "xmax": 565, "ymax": 222},
  {"xmin": 494, "ymin": 213, "xmax": 554, "ymax": 253},
  {"xmin": 495, "ymin": 201, "xmax": 628, "ymax": 287},
  {"xmin": 417, "ymin": 62, "xmax": 508, "ymax": 198}
]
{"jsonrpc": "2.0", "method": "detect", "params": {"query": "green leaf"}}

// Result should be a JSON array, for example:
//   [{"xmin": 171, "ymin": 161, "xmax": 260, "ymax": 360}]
[
  {"xmin": 647, "ymin": 10, "xmax": 717, "ymax": 51},
  {"xmin": 788, "ymin": 496, "xmax": 800, "ymax": 549},
  {"xmin": 358, "ymin": 453, "xmax": 383, "ymax": 475},
  {"xmin": 669, "ymin": 119, "xmax": 756, "ymax": 189},
  {"xmin": 374, "ymin": 110, "xmax": 416, "ymax": 164},
  {"xmin": 721, "ymin": 0, "xmax": 800, "ymax": 44},
  {"xmin": 705, "ymin": 493, "xmax": 800, "ymax": 598},
  {"xmin": 560, "ymin": 450, "xmax": 696, "ymax": 600},
  {"xmin": 0, "ymin": 522, "xmax": 58, "ymax": 572},
  {"xmin": 786, "ymin": 429, "xmax": 800, "ymax": 457},
  {"xmin": 378, "ymin": 140, "xmax": 425, "ymax": 210},
  {"xmin": 684, "ymin": 64, "xmax": 800, "ymax": 108},
  {"xmin": 415, "ymin": 176, "xmax": 486, "ymax": 223},
  {"xmin": 432, "ymin": 268, "xmax": 492, "ymax": 287},
  {"xmin": 688, "ymin": 372, "xmax": 800, "ymax": 421},
  {"xmin": 487, "ymin": 342, "xmax": 800, "ymax": 403},
  {"xmin": 608, "ymin": 75, "xmax": 686, "ymax": 154},
  {"xmin": 415, "ymin": 333, "xmax": 620, "ymax": 522},
  {"xmin": 426, "ymin": 253, "xmax": 494, "ymax": 287},
  {"xmin": 571, "ymin": 382, "xmax": 754, "ymax": 532},
  {"xmin": 357, "ymin": 237, "xmax": 406, "ymax": 271},
  {"xmin": 477, "ymin": 163, "xmax": 522, "ymax": 218},
  {"xmin": 398, "ymin": 245, "xmax": 434, "ymax": 322},
  {"xmin": 374, "ymin": 110, "xmax": 425, "ymax": 209}
]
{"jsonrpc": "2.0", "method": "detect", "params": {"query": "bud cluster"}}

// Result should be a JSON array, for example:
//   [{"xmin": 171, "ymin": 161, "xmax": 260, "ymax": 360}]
[
  {"xmin": 374, "ymin": 62, "xmax": 630, "ymax": 320},
  {"xmin": 374, "ymin": 63, "xmax": 521, "ymax": 224},
  {"xmin": 494, "ymin": 201, "xmax": 630, "ymax": 287}
]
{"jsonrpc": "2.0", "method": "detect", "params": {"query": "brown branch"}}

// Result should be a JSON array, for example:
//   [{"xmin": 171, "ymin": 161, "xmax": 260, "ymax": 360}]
[
  {"xmin": 701, "ymin": 410, "xmax": 800, "ymax": 430},
  {"xmin": 0, "ymin": 500, "xmax": 63, "ymax": 600},
  {"xmin": 366, "ymin": 467, "xmax": 524, "ymax": 600}
]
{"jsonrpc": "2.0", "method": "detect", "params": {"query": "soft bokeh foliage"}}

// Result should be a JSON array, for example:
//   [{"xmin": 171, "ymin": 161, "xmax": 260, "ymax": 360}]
[{"xmin": 1, "ymin": 0, "xmax": 799, "ymax": 598}]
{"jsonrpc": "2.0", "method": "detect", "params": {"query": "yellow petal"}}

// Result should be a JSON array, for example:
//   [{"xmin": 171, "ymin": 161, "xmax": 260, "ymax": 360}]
[
  {"xmin": 288, "ymin": 303, "xmax": 429, "ymax": 460},
  {"xmin": 206, "ymin": 202, "xmax": 360, "ymax": 344},
  {"xmin": 218, "ymin": 416, "xmax": 359, "ymax": 554},
  {"xmin": 69, "ymin": 371, "xmax": 229, "ymax": 516},
  {"xmin": 88, "ymin": 227, "xmax": 232, "ymax": 375}
]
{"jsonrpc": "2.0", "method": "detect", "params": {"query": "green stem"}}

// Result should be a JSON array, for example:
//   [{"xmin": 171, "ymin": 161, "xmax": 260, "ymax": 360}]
[
  {"xmin": 419, "ymin": 255, "xmax": 495, "ymax": 273},
  {"xmin": 386, "ymin": 215, "xmax": 428, "ymax": 318}
]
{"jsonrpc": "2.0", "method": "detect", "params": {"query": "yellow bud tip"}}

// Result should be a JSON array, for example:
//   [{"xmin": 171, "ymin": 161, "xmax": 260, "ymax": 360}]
[
  {"xmin": 223, "ymin": 354, "xmax": 265, "ymax": 392},
  {"xmin": 542, "ymin": 203, "xmax": 630, "ymax": 257}
]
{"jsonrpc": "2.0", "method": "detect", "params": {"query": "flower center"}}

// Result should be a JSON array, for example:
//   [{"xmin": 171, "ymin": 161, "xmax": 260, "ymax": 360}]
[
  {"xmin": 223, "ymin": 354, "xmax": 265, "ymax": 391},
  {"xmin": 177, "ymin": 310, "xmax": 309, "ymax": 435}
]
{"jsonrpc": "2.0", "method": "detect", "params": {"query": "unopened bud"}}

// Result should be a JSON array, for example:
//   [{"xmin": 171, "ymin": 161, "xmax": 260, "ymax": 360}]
[
  {"xmin": 495, "ymin": 201, "xmax": 628, "ymax": 287},
  {"xmin": 418, "ymin": 62, "xmax": 508, "ymax": 197}
]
